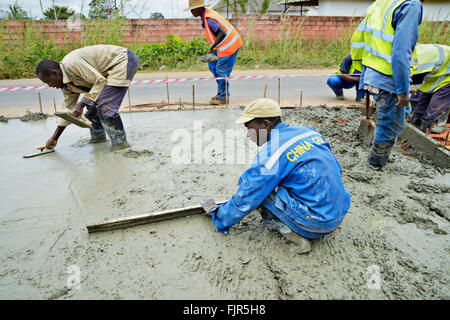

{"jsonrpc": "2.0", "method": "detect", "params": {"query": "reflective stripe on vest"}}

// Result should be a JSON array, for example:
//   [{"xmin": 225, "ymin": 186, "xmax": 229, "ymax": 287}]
[
  {"xmin": 350, "ymin": 0, "xmax": 418, "ymax": 76},
  {"xmin": 416, "ymin": 44, "xmax": 450, "ymax": 93},
  {"xmin": 204, "ymin": 9, "xmax": 242, "ymax": 57}
]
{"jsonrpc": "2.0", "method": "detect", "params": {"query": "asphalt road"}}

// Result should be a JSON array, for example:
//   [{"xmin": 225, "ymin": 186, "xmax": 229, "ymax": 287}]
[{"xmin": 0, "ymin": 69, "xmax": 362, "ymax": 117}]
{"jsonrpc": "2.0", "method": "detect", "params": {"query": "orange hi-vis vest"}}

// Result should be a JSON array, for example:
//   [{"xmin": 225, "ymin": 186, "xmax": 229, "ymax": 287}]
[{"xmin": 203, "ymin": 9, "xmax": 243, "ymax": 57}]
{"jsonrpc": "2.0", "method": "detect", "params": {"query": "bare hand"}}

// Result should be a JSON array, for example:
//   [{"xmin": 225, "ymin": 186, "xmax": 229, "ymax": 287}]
[
  {"xmin": 45, "ymin": 138, "xmax": 58, "ymax": 150},
  {"xmin": 201, "ymin": 198, "xmax": 216, "ymax": 215},
  {"xmin": 207, "ymin": 48, "xmax": 214, "ymax": 55},
  {"xmin": 72, "ymin": 102, "xmax": 85, "ymax": 118},
  {"xmin": 396, "ymin": 93, "xmax": 409, "ymax": 107}
]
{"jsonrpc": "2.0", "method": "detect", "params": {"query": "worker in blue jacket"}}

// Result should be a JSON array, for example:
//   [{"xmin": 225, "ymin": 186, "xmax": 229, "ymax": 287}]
[
  {"xmin": 327, "ymin": 53, "xmax": 366, "ymax": 103},
  {"xmin": 201, "ymin": 98, "xmax": 351, "ymax": 254}
]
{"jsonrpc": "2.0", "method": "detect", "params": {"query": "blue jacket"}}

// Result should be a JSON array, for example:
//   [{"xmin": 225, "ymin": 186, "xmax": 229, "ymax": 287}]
[{"xmin": 210, "ymin": 122, "xmax": 351, "ymax": 235}]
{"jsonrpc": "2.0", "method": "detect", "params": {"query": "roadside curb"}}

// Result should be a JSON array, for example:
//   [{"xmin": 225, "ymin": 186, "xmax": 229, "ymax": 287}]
[{"xmin": 399, "ymin": 123, "xmax": 450, "ymax": 168}]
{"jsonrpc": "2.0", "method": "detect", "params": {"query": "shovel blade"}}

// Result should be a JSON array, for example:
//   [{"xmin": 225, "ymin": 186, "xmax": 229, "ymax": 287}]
[{"xmin": 358, "ymin": 117, "xmax": 376, "ymax": 146}]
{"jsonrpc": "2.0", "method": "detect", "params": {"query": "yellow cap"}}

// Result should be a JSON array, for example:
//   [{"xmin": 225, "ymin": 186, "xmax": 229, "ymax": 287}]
[{"xmin": 236, "ymin": 98, "xmax": 281, "ymax": 124}]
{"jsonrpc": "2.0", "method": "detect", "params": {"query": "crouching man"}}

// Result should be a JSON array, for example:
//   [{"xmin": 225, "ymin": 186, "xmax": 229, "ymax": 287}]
[
  {"xmin": 201, "ymin": 98, "xmax": 351, "ymax": 254},
  {"xmin": 36, "ymin": 44, "xmax": 139, "ymax": 150}
]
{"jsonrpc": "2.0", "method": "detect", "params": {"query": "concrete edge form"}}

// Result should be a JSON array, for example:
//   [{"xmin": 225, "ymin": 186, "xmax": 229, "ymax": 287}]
[{"xmin": 399, "ymin": 123, "xmax": 450, "ymax": 168}]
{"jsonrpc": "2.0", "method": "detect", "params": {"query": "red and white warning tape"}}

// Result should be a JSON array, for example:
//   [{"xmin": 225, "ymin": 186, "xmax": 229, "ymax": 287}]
[{"xmin": 0, "ymin": 74, "xmax": 329, "ymax": 92}]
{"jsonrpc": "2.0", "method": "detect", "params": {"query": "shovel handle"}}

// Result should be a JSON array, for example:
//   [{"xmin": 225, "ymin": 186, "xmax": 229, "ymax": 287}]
[{"xmin": 365, "ymin": 92, "xmax": 370, "ymax": 120}]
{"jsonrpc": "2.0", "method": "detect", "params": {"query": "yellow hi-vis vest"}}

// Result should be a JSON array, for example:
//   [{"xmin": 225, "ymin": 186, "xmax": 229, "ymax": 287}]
[
  {"xmin": 335, "ymin": 58, "xmax": 362, "ymax": 75},
  {"xmin": 351, "ymin": 0, "xmax": 418, "ymax": 76},
  {"xmin": 413, "ymin": 43, "xmax": 450, "ymax": 94},
  {"xmin": 204, "ymin": 9, "xmax": 243, "ymax": 57}
]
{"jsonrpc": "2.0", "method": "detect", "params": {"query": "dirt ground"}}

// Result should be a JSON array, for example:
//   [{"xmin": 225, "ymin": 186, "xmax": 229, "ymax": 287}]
[{"xmin": 0, "ymin": 106, "xmax": 448, "ymax": 300}]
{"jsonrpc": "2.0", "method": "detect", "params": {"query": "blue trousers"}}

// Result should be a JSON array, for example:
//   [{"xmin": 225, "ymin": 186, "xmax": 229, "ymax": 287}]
[
  {"xmin": 372, "ymin": 90, "xmax": 411, "ymax": 145},
  {"xmin": 414, "ymin": 84, "xmax": 450, "ymax": 123},
  {"xmin": 327, "ymin": 75, "xmax": 366, "ymax": 99},
  {"xmin": 260, "ymin": 191, "xmax": 334, "ymax": 239},
  {"xmin": 208, "ymin": 49, "xmax": 239, "ymax": 99}
]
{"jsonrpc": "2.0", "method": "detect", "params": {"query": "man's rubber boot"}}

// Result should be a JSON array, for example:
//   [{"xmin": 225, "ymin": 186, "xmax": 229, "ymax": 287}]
[
  {"xmin": 420, "ymin": 119, "xmax": 432, "ymax": 134},
  {"xmin": 410, "ymin": 112, "xmax": 424, "ymax": 128},
  {"xmin": 431, "ymin": 108, "xmax": 449, "ymax": 134},
  {"xmin": 278, "ymin": 225, "xmax": 311, "ymax": 255},
  {"xmin": 85, "ymin": 113, "xmax": 106, "ymax": 143},
  {"xmin": 101, "ymin": 114, "xmax": 129, "ymax": 150},
  {"xmin": 368, "ymin": 142, "xmax": 393, "ymax": 171}
]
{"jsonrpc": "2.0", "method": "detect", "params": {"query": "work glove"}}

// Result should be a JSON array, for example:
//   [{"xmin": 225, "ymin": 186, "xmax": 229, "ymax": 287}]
[
  {"xmin": 199, "ymin": 54, "xmax": 218, "ymax": 63},
  {"xmin": 201, "ymin": 198, "xmax": 216, "ymax": 216}
]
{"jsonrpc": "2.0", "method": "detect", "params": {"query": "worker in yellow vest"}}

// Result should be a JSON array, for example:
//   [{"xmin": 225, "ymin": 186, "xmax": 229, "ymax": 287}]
[
  {"xmin": 185, "ymin": 0, "xmax": 243, "ymax": 105},
  {"xmin": 351, "ymin": 0, "xmax": 424, "ymax": 171},
  {"xmin": 410, "ymin": 44, "xmax": 450, "ymax": 134}
]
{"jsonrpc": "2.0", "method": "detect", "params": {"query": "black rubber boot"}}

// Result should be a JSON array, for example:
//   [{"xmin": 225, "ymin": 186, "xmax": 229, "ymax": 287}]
[
  {"xmin": 368, "ymin": 142, "xmax": 393, "ymax": 171},
  {"xmin": 419, "ymin": 119, "xmax": 432, "ymax": 134},
  {"xmin": 410, "ymin": 112, "xmax": 424, "ymax": 128},
  {"xmin": 101, "ymin": 114, "xmax": 129, "ymax": 150},
  {"xmin": 85, "ymin": 113, "xmax": 106, "ymax": 143}
]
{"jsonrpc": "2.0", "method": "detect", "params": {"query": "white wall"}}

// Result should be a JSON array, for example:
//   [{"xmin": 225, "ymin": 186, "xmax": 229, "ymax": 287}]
[
  {"xmin": 422, "ymin": 0, "xmax": 450, "ymax": 21},
  {"xmin": 306, "ymin": 0, "xmax": 450, "ymax": 21},
  {"xmin": 306, "ymin": 0, "xmax": 372, "ymax": 17}
]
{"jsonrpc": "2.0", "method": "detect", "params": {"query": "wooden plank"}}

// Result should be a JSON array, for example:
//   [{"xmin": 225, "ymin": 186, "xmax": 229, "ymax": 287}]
[{"xmin": 86, "ymin": 200, "xmax": 226, "ymax": 233}]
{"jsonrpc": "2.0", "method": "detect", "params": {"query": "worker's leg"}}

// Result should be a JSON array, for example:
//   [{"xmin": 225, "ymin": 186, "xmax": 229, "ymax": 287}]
[
  {"xmin": 258, "ymin": 190, "xmax": 339, "ymax": 254},
  {"xmin": 208, "ymin": 55, "xmax": 220, "ymax": 99},
  {"xmin": 369, "ymin": 90, "xmax": 405, "ymax": 170},
  {"xmin": 259, "ymin": 205, "xmax": 312, "ymax": 254},
  {"xmin": 96, "ymin": 86, "xmax": 129, "ymax": 148},
  {"xmin": 326, "ymin": 75, "xmax": 345, "ymax": 99},
  {"xmin": 411, "ymin": 91, "xmax": 432, "ymax": 129},
  {"xmin": 422, "ymin": 85, "xmax": 450, "ymax": 134},
  {"xmin": 96, "ymin": 49, "xmax": 139, "ymax": 149},
  {"xmin": 214, "ymin": 49, "xmax": 239, "ymax": 100},
  {"xmin": 84, "ymin": 106, "xmax": 106, "ymax": 143}
]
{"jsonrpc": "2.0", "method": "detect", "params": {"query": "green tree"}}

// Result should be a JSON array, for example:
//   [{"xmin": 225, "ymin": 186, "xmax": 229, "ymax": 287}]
[
  {"xmin": 6, "ymin": 1, "xmax": 30, "ymax": 20},
  {"xmin": 88, "ymin": 0, "xmax": 117, "ymax": 19},
  {"xmin": 43, "ymin": 5, "xmax": 75, "ymax": 20},
  {"xmin": 238, "ymin": 0, "xmax": 249, "ymax": 13},
  {"xmin": 260, "ymin": 0, "xmax": 271, "ymax": 14},
  {"xmin": 150, "ymin": 12, "xmax": 164, "ymax": 19}
]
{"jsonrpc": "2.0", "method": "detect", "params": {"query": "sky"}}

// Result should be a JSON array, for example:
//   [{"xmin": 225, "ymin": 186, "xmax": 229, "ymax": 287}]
[{"xmin": 0, "ymin": 0, "xmax": 221, "ymax": 19}]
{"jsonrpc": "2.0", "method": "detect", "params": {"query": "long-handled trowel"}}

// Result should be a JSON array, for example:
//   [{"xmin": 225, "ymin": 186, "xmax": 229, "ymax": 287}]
[
  {"xmin": 357, "ymin": 92, "xmax": 376, "ymax": 146},
  {"xmin": 54, "ymin": 111, "xmax": 92, "ymax": 128}
]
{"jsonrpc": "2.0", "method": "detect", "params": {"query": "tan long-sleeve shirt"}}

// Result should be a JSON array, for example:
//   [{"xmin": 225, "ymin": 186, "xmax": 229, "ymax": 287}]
[{"xmin": 58, "ymin": 44, "xmax": 130, "ymax": 126}]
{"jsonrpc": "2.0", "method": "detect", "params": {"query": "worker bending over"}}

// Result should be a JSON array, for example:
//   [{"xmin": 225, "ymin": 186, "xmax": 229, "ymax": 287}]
[
  {"xmin": 186, "ymin": 0, "xmax": 242, "ymax": 105},
  {"xmin": 201, "ymin": 98, "xmax": 351, "ymax": 254},
  {"xmin": 36, "ymin": 44, "xmax": 139, "ymax": 150},
  {"xmin": 410, "ymin": 43, "xmax": 450, "ymax": 134},
  {"xmin": 327, "ymin": 53, "xmax": 366, "ymax": 103}
]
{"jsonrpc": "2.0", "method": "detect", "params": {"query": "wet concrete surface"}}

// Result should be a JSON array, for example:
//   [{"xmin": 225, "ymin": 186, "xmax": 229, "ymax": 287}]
[{"xmin": 0, "ymin": 108, "xmax": 448, "ymax": 299}]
